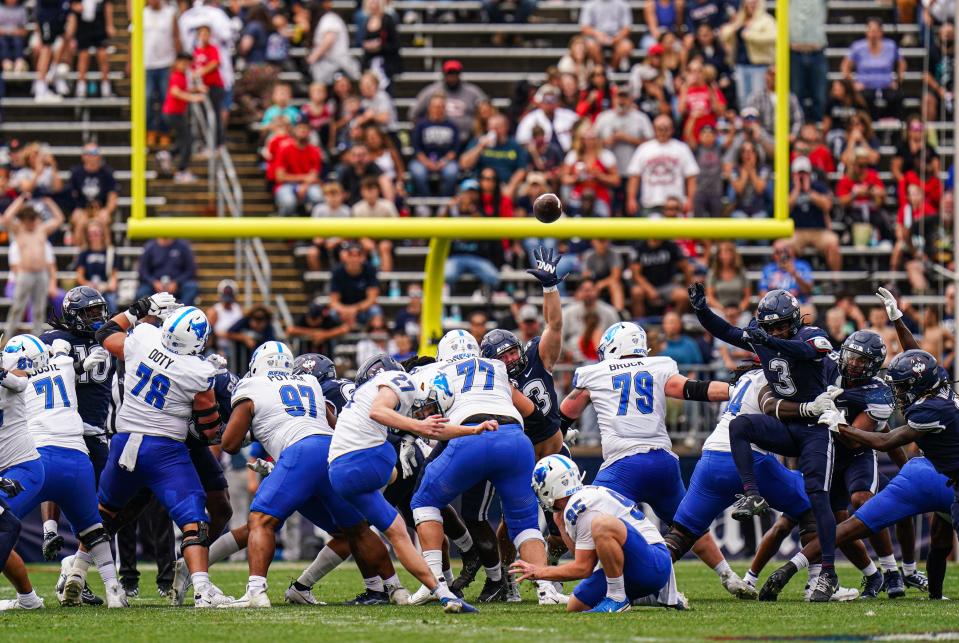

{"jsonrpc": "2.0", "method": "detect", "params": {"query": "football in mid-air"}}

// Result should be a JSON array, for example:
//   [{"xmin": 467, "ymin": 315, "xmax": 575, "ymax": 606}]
[{"xmin": 533, "ymin": 193, "xmax": 563, "ymax": 223}]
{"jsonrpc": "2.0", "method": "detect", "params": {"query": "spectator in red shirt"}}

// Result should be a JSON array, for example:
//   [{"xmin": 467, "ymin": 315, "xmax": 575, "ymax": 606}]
[
  {"xmin": 575, "ymin": 66, "xmax": 616, "ymax": 122},
  {"xmin": 262, "ymin": 116, "xmax": 292, "ymax": 186},
  {"xmin": 836, "ymin": 150, "xmax": 893, "ymax": 241},
  {"xmin": 678, "ymin": 58, "xmax": 725, "ymax": 144},
  {"xmin": 899, "ymin": 154, "xmax": 943, "ymax": 216},
  {"xmin": 192, "ymin": 25, "xmax": 226, "ymax": 148},
  {"xmin": 274, "ymin": 119, "xmax": 323, "ymax": 215},
  {"xmin": 792, "ymin": 123, "xmax": 835, "ymax": 177},
  {"xmin": 162, "ymin": 53, "xmax": 208, "ymax": 184}
]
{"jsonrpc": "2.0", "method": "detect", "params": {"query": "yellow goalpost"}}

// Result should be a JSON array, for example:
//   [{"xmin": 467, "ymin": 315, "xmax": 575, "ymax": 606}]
[{"xmin": 126, "ymin": 0, "xmax": 794, "ymax": 355}]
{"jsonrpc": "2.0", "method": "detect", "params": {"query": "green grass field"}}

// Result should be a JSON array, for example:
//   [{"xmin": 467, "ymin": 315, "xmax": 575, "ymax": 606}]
[{"xmin": 1, "ymin": 560, "xmax": 958, "ymax": 641}]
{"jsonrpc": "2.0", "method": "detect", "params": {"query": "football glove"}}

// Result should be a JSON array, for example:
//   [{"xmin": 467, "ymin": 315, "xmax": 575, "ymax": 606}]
[
  {"xmin": 49, "ymin": 339, "xmax": 71, "ymax": 357},
  {"xmin": 687, "ymin": 283, "xmax": 707, "ymax": 311},
  {"xmin": 128, "ymin": 292, "xmax": 179, "ymax": 320},
  {"xmin": 206, "ymin": 353, "xmax": 228, "ymax": 374},
  {"xmin": 82, "ymin": 346, "xmax": 111, "ymax": 372},
  {"xmin": 799, "ymin": 386, "xmax": 843, "ymax": 418},
  {"xmin": 745, "ymin": 325, "xmax": 772, "ymax": 347},
  {"xmin": 876, "ymin": 287, "xmax": 903, "ymax": 322},
  {"xmin": 563, "ymin": 427, "xmax": 580, "ymax": 446},
  {"xmin": 526, "ymin": 246, "xmax": 565, "ymax": 289},
  {"xmin": 818, "ymin": 408, "xmax": 847, "ymax": 433},
  {"xmin": 246, "ymin": 458, "xmax": 274, "ymax": 476},
  {"xmin": 398, "ymin": 435, "xmax": 418, "ymax": 479},
  {"xmin": 0, "ymin": 477, "xmax": 24, "ymax": 498}
]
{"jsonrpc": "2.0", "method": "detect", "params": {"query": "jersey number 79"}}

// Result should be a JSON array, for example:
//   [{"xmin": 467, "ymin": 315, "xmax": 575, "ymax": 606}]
[{"xmin": 611, "ymin": 371, "xmax": 653, "ymax": 415}]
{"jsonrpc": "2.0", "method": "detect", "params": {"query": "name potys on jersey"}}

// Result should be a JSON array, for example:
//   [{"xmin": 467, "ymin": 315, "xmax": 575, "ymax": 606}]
[
  {"xmin": 328, "ymin": 370, "xmax": 418, "ymax": 462},
  {"xmin": 115, "ymin": 324, "xmax": 217, "ymax": 441},
  {"xmin": 231, "ymin": 372, "xmax": 332, "ymax": 460},
  {"xmin": 440, "ymin": 357, "xmax": 523, "ymax": 426},
  {"xmin": 571, "ymin": 356, "xmax": 678, "ymax": 466},
  {"xmin": 702, "ymin": 368, "xmax": 768, "ymax": 454},
  {"xmin": 23, "ymin": 354, "xmax": 87, "ymax": 453}
]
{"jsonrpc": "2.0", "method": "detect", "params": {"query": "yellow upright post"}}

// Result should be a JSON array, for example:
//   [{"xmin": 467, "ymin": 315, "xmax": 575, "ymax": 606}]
[
  {"xmin": 130, "ymin": 0, "xmax": 146, "ymax": 220},
  {"xmin": 774, "ymin": 0, "xmax": 789, "ymax": 220},
  {"xmin": 418, "ymin": 237, "xmax": 451, "ymax": 356}
]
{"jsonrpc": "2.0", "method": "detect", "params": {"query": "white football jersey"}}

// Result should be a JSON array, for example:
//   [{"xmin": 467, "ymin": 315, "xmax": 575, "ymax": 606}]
[
  {"xmin": 564, "ymin": 485, "xmax": 665, "ymax": 550},
  {"xmin": 441, "ymin": 357, "xmax": 523, "ymax": 426},
  {"xmin": 115, "ymin": 324, "xmax": 217, "ymax": 441},
  {"xmin": 702, "ymin": 369, "xmax": 768, "ymax": 454},
  {"xmin": 23, "ymin": 355, "xmax": 86, "ymax": 453},
  {"xmin": 329, "ymin": 370, "xmax": 418, "ymax": 462},
  {"xmin": 0, "ymin": 376, "xmax": 39, "ymax": 471},
  {"xmin": 232, "ymin": 373, "xmax": 332, "ymax": 460},
  {"xmin": 572, "ymin": 356, "xmax": 677, "ymax": 467}
]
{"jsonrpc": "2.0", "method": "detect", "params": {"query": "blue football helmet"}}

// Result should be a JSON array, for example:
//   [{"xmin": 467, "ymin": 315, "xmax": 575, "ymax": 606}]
[
  {"xmin": 294, "ymin": 353, "xmax": 337, "ymax": 383},
  {"xmin": 886, "ymin": 349, "xmax": 942, "ymax": 408},
  {"xmin": 839, "ymin": 330, "xmax": 887, "ymax": 384},
  {"xmin": 756, "ymin": 289, "xmax": 802, "ymax": 337},
  {"xmin": 355, "ymin": 353, "xmax": 404, "ymax": 386},
  {"xmin": 480, "ymin": 329, "xmax": 527, "ymax": 378},
  {"xmin": 61, "ymin": 286, "xmax": 109, "ymax": 336}
]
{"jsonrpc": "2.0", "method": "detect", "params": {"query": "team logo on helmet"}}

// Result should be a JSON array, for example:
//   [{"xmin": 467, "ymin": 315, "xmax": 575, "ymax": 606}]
[
  {"xmin": 433, "ymin": 371, "xmax": 453, "ymax": 397},
  {"xmin": 189, "ymin": 318, "xmax": 209, "ymax": 341},
  {"xmin": 912, "ymin": 361, "xmax": 927, "ymax": 375}
]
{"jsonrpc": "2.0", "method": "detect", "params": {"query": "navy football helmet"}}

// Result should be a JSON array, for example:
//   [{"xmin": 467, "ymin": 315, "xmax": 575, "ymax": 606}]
[
  {"xmin": 61, "ymin": 286, "xmax": 109, "ymax": 336},
  {"xmin": 480, "ymin": 329, "xmax": 527, "ymax": 378},
  {"xmin": 839, "ymin": 330, "xmax": 887, "ymax": 385},
  {"xmin": 886, "ymin": 349, "xmax": 942, "ymax": 408},
  {"xmin": 355, "ymin": 353, "xmax": 404, "ymax": 386},
  {"xmin": 293, "ymin": 353, "xmax": 337, "ymax": 383},
  {"xmin": 756, "ymin": 289, "xmax": 802, "ymax": 338}
]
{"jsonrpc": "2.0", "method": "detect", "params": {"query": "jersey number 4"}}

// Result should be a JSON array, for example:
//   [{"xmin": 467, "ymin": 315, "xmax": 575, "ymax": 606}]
[
  {"xmin": 611, "ymin": 371, "xmax": 653, "ymax": 415},
  {"xmin": 279, "ymin": 384, "xmax": 318, "ymax": 418},
  {"xmin": 131, "ymin": 363, "xmax": 171, "ymax": 410},
  {"xmin": 34, "ymin": 375, "xmax": 71, "ymax": 410}
]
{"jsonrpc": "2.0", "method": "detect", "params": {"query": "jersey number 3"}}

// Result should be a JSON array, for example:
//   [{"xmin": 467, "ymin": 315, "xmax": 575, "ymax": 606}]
[
  {"xmin": 611, "ymin": 371, "xmax": 653, "ymax": 415},
  {"xmin": 768, "ymin": 358, "xmax": 797, "ymax": 397}
]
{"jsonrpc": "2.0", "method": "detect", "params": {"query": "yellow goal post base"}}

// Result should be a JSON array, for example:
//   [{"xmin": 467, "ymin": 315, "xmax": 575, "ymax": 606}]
[{"xmin": 127, "ymin": 216, "xmax": 794, "ymax": 356}]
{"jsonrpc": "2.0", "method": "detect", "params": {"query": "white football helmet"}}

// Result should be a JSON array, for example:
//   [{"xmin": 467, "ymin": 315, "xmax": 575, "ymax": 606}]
[
  {"xmin": 410, "ymin": 363, "xmax": 455, "ymax": 419},
  {"xmin": 597, "ymin": 322, "xmax": 642, "ymax": 360},
  {"xmin": 531, "ymin": 454, "xmax": 583, "ymax": 512},
  {"xmin": 249, "ymin": 341, "xmax": 294, "ymax": 377},
  {"xmin": 161, "ymin": 306, "xmax": 211, "ymax": 355},
  {"xmin": 602, "ymin": 324, "xmax": 647, "ymax": 359},
  {"xmin": 436, "ymin": 329, "xmax": 479, "ymax": 362},
  {"xmin": 3, "ymin": 334, "xmax": 48, "ymax": 373}
]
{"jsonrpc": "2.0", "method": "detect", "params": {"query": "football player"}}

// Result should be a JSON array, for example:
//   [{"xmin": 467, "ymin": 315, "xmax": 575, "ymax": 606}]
[
  {"xmin": 511, "ymin": 454, "xmax": 677, "ymax": 613},
  {"xmin": 95, "ymin": 296, "xmax": 232, "ymax": 607},
  {"xmin": 688, "ymin": 285, "xmax": 841, "ymax": 601}
]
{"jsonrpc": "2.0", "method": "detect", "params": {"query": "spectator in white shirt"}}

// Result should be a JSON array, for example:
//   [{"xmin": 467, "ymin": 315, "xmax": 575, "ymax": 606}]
[
  {"xmin": 594, "ymin": 85, "xmax": 653, "ymax": 175},
  {"xmin": 626, "ymin": 114, "xmax": 699, "ymax": 215},
  {"xmin": 308, "ymin": 0, "xmax": 360, "ymax": 84},
  {"xmin": 579, "ymin": 0, "xmax": 634, "ymax": 72},
  {"xmin": 143, "ymin": 0, "xmax": 179, "ymax": 145},
  {"xmin": 515, "ymin": 85, "xmax": 580, "ymax": 152}
]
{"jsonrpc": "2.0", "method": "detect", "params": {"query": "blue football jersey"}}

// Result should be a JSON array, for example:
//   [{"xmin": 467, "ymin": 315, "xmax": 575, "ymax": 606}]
[
  {"xmin": 904, "ymin": 388, "xmax": 959, "ymax": 479},
  {"xmin": 514, "ymin": 337, "xmax": 560, "ymax": 434},
  {"xmin": 40, "ymin": 328, "xmax": 115, "ymax": 433},
  {"xmin": 322, "ymin": 378, "xmax": 356, "ymax": 416}
]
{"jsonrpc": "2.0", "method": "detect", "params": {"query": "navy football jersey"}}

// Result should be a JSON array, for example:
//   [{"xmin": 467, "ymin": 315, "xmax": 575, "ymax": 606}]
[
  {"xmin": 904, "ymin": 387, "xmax": 959, "ymax": 480},
  {"xmin": 823, "ymin": 354, "xmax": 895, "ymax": 427},
  {"xmin": 41, "ymin": 328, "xmax": 115, "ymax": 434},
  {"xmin": 322, "ymin": 378, "xmax": 356, "ymax": 417},
  {"xmin": 186, "ymin": 368, "xmax": 238, "ymax": 449},
  {"xmin": 514, "ymin": 337, "xmax": 560, "ymax": 434}
]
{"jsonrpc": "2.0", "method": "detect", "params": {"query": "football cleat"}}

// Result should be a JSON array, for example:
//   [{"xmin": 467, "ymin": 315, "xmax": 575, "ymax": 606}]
[
  {"xmin": 884, "ymin": 570, "xmax": 906, "ymax": 598},
  {"xmin": 721, "ymin": 569, "xmax": 757, "ymax": 600},
  {"xmin": 758, "ymin": 562, "xmax": 797, "ymax": 602},
  {"xmin": 81, "ymin": 583, "xmax": 104, "ymax": 606},
  {"xmin": 409, "ymin": 584, "xmax": 437, "ymax": 605},
  {"xmin": 218, "ymin": 588, "xmax": 271, "ymax": 609},
  {"xmin": 860, "ymin": 570, "xmax": 884, "ymax": 599},
  {"xmin": 808, "ymin": 568, "xmax": 839, "ymax": 602},
  {"xmin": 194, "ymin": 585, "xmax": 234, "ymax": 608},
  {"xmin": 0, "ymin": 597, "xmax": 44, "ymax": 611},
  {"xmin": 285, "ymin": 580, "xmax": 326, "ymax": 605},
  {"xmin": 731, "ymin": 493, "xmax": 770, "ymax": 521},
  {"xmin": 440, "ymin": 596, "xmax": 478, "ymax": 614},
  {"xmin": 344, "ymin": 589, "xmax": 390, "ymax": 605},
  {"xmin": 505, "ymin": 568, "xmax": 522, "ymax": 603},
  {"xmin": 805, "ymin": 584, "xmax": 858, "ymax": 602},
  {"xmin": 537, "ymin": 582, "xmax": 569, "ymax": 605},
  {"xmin": 477, "ymin": 577, "xmax": 508, "ymax": 603},
  {"xmin": 386, "ymin": 582, "xmax": 411, "ymax": 605},
  {"xmin": 105, "ymin": 581, "xmax": 130, "ymax": 609},
  {"xmin": 60, "ymin": 572, "xmax": 85, "ymax": 607},
  {"xmin": 903, "ymin": 570, "xmax": 929, "ymax": 593},
  {"xmin": 171, "ymin": 558, "xmax": 191, "ymax": 606},
  {"xmin": 587, "ymin": 597, "xmax": 631, "ymax": 613},
  {"xmin": 41, "ymin": 531, "xmax": 64, "ymax": 561},
  {"xmin": 123, "ymin": 583, "xmax": 140, "ymax": 599},
  {"xmin": 451, "ymin": 548, "xmax": 482, "ymax": 593}
]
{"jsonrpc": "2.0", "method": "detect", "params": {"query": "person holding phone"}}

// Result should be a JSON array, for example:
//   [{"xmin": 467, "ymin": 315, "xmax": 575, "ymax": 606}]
[{"xmin": 758, "ymin": 239, "xmax": 813, "ymax": 301}]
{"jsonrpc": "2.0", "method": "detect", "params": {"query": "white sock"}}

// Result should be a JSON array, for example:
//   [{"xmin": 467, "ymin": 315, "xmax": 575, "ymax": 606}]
[
  {"xmin": 808, "ymin": 564, "xmax": 821, "ymax": 581},
  {"xmin": 861, "ymin": 561, "xmax": 878, "ymax": 576},
  {"xmin": 363, "ymin": 576, "xmax": 384, "ymax": 592},
  {"xmin": 879, "ymin": 555, "xmax": 898, "ymax": 572},
  {"xmin": 72, "ymin": 550, "xmax": 92, "ymax": 579},
  {"xmin": 790, "ymin": 552, "xmax": 809, "ymax": 571},
  {"xmin": 903, "ymin": 561, "xmax": 917, "ymax": 575},
  {"xmin": 432, "ymin": 583, "xmax": 455, "ymax": 600},
  {"xmin": 208, "ymin": 532, "xmax": 240, "ymax": 565},
  {"xmin": 248, "ymin": 575, "xmax": 267, "ymax": 592},
  {"xmin": 383, "ymin": 573, "xmax": 401, "ymax": 589},
  {"xmin": 713, "ymin": 559, "xmax": 732, "ymax": 577},
  {"xmin": 452, "ymin": 531, "xmax": 474, "ymax": 552},
  {"xmin": 744, "ymin": 570, "xmax": 759, "ymax": 586},
  {"xmin": 299, "ymin": 547, "xmax": 345, "ymax": 588},
  {"xmin": 443, "ymin": 569, "xmax": 454, "ymax": 585},
  {"xmin": 423, "ymin": 550, "xmax": 445, "ymax": 586},
  {"xmin": 43, "ymin": 520, "xmax": 58, "ymax": 534},
  {"xmin": 606, "ymin": 574, "xmax": 626, "ymax": 602},
  {"xmin": 192, "ymin": 571, "xmax": 211, "ymax": 593},
  {"xmin": 485, "ymin": 565, "xmax": 502, "ymax": 582},
  {"xmin": 88, "ymin": 541, "xmax": 118, "ymax": 583},
  {"xmin": 18, "ymin": 591, "xmax": 41, "ymax": 607}
]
